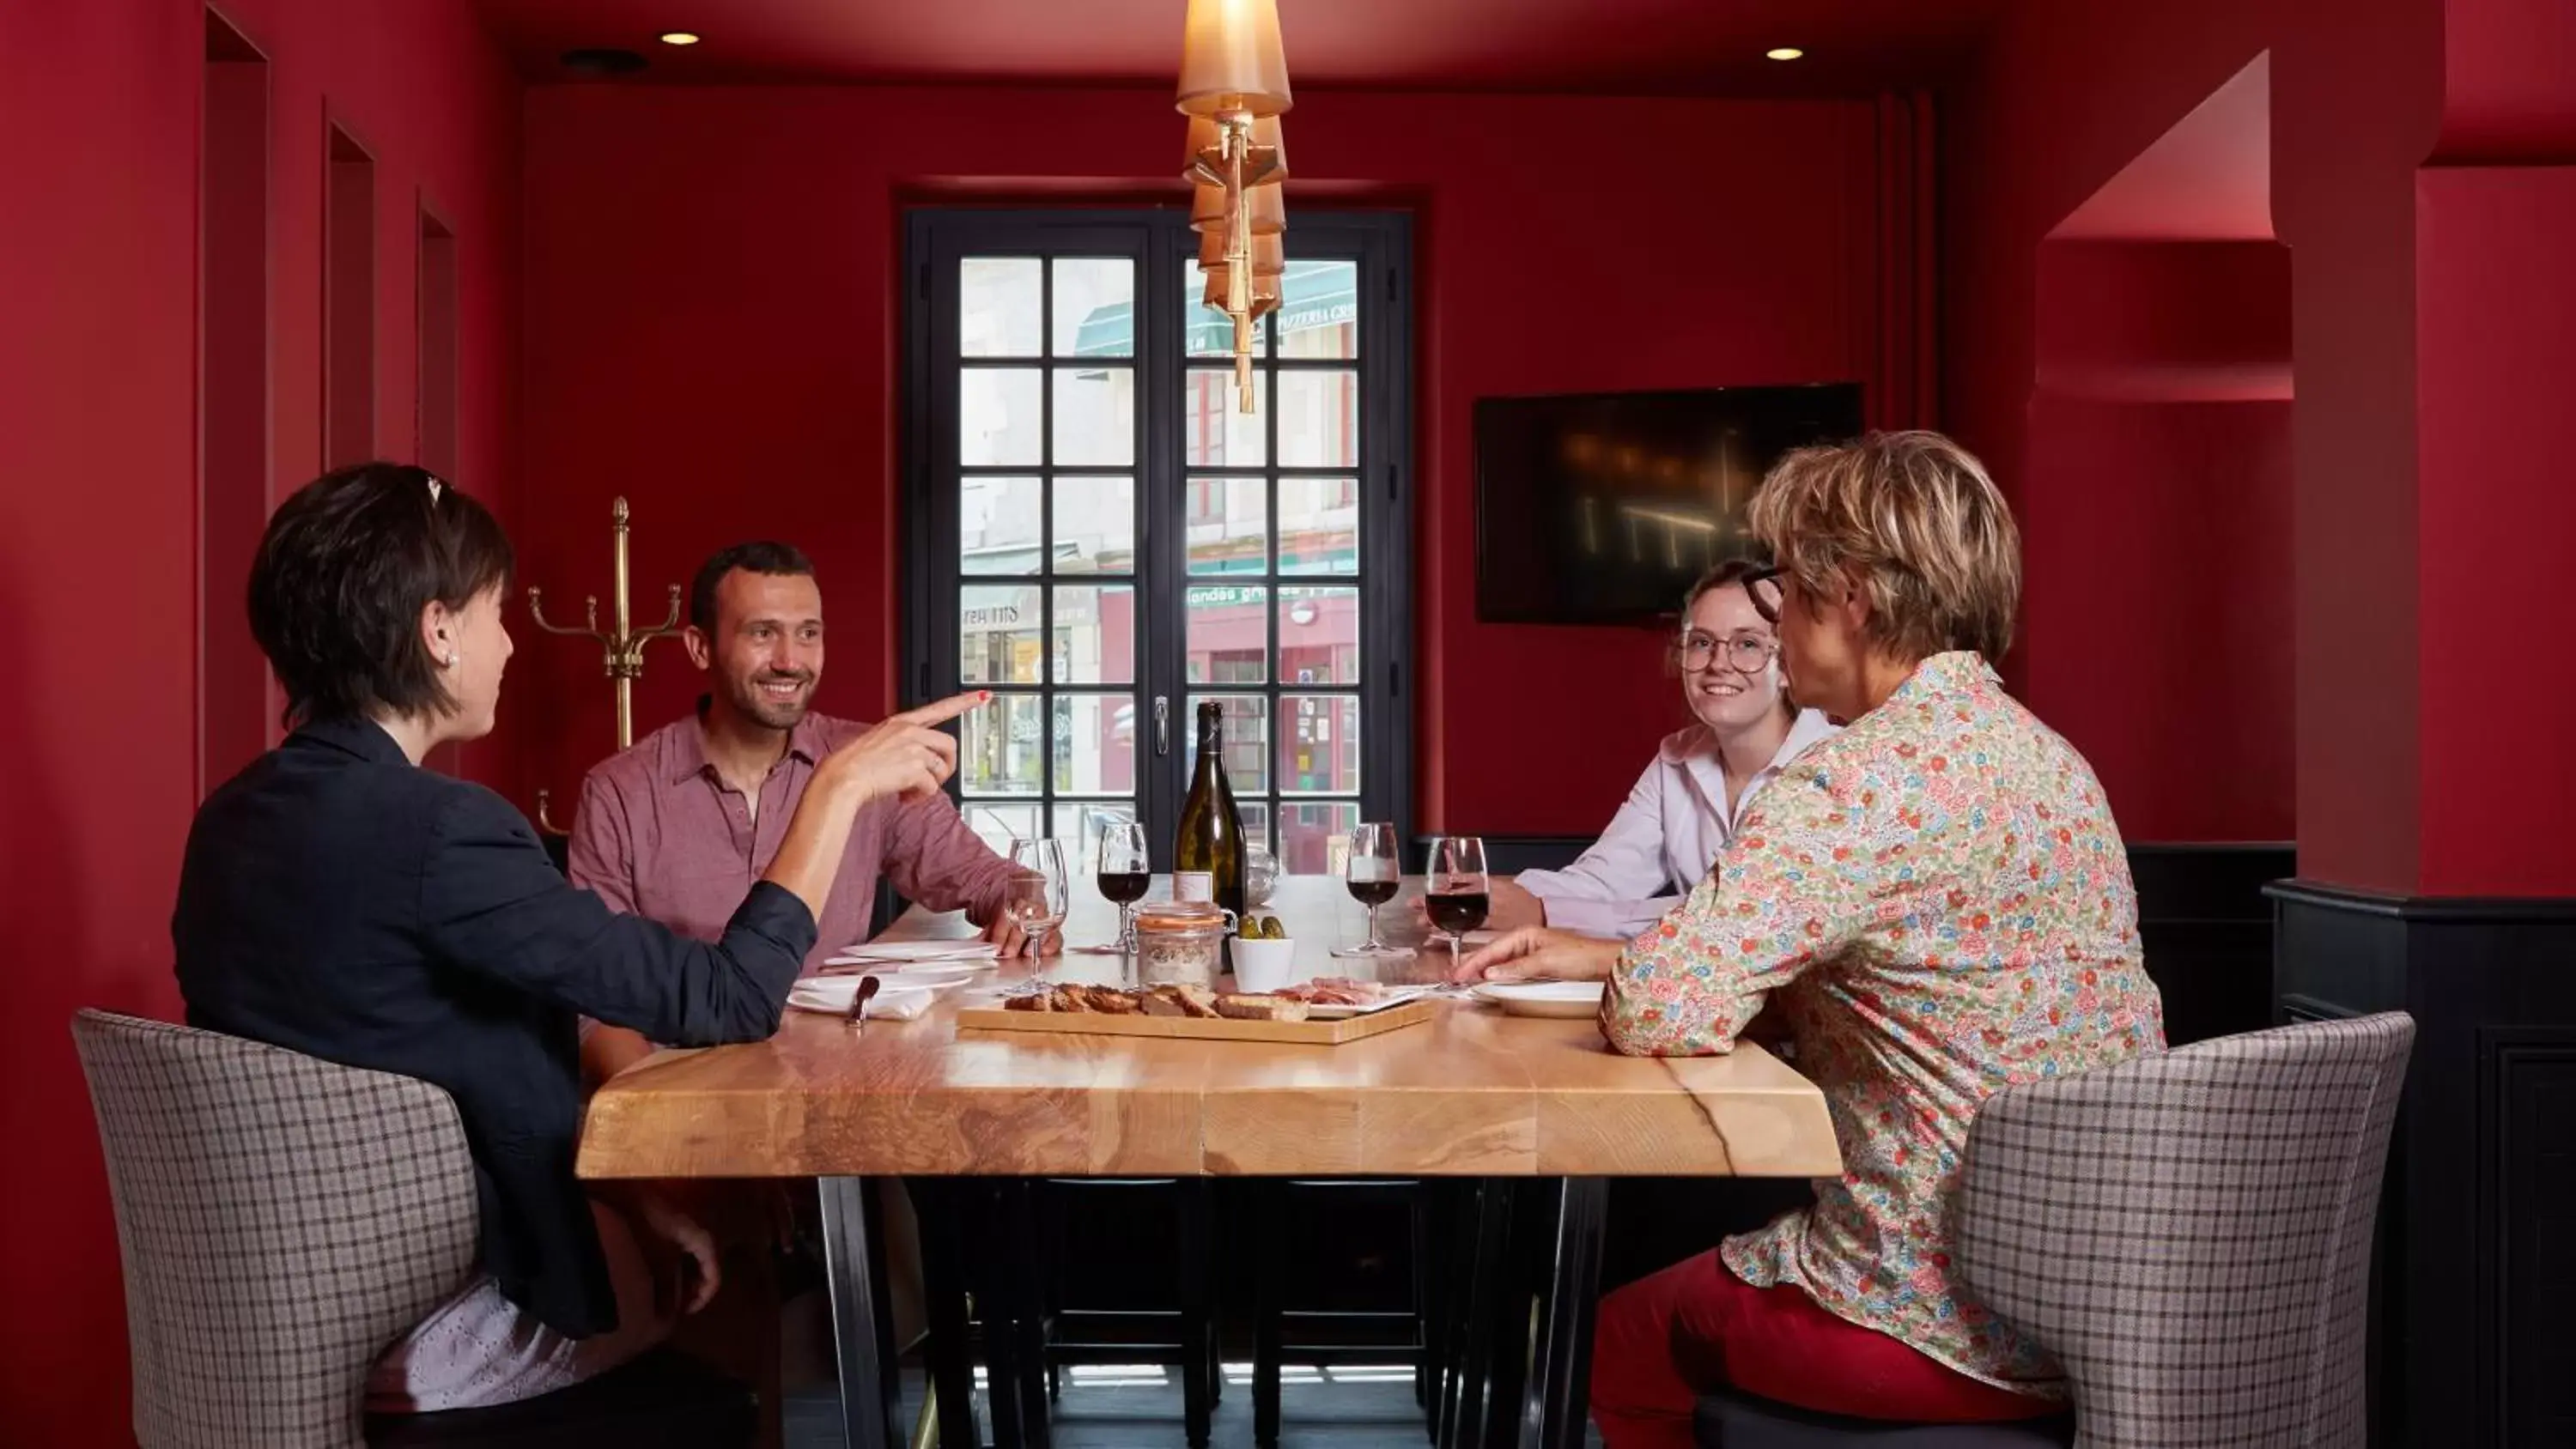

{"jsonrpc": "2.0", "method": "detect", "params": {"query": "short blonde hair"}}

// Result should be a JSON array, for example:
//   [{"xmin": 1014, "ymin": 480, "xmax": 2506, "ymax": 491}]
[{"xmin": 1746, "ymin": 430, "xmax": 2022, "ymax": 662}]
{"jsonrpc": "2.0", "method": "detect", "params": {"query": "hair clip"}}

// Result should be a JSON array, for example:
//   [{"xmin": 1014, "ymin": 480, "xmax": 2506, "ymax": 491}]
[{"xmin": 426, "ymin": 476, "xmax": 444, "ymax": 504}]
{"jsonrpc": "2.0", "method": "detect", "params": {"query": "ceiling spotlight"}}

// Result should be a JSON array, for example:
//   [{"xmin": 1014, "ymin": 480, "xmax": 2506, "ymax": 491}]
[
  {"xmin": 658, "ymin": 31, "xmax": 701, "ymax": 45},
  {"xmin": 1766, "ymin": 46, "xmax": 1805, "ymax": 61}
]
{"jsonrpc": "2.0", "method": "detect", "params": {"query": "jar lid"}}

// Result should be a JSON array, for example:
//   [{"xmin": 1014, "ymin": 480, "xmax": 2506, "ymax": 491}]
[{"xmin": 1135, "ymin": 899, "xmax": 1228, "ymax": 931}]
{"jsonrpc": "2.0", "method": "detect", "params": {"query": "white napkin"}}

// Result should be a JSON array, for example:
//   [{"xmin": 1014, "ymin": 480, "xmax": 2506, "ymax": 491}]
[{"xmin": 787, "ymin": 978, "xmax": 934, "ymax": 1020}]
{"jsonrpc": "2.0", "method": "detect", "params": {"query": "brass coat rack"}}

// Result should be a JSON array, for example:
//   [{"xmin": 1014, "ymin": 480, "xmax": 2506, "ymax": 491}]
[{"xmin": 528, "ymin": 497, "xmax": 683, "ymax": 834}]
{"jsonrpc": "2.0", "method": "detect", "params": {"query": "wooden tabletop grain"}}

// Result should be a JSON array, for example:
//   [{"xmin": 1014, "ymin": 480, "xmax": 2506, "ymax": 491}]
[{"xmin": 576, "ymin": 873, "xmax": 1841, "ymax": 1180}]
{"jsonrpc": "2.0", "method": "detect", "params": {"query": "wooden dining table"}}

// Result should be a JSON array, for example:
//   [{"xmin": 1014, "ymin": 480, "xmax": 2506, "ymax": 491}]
[{"xmin": 577, "ymin": 872, "xmax": 1840, "ymax": 1449}]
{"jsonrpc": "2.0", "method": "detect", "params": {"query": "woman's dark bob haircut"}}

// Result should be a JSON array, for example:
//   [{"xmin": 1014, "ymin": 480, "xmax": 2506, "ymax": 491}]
[{"xmin": 246, "ymin": 462, "xmax": 514, "ymax": 727}]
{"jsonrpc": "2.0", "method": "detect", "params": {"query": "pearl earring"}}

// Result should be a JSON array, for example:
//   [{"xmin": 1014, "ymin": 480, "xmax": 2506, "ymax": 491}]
[{"xmin": 443, "ymin": 649, "xmax": 459, "ymax": 670}]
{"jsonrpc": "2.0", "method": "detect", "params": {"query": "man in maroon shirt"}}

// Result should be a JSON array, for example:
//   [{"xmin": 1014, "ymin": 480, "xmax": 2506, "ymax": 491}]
[{"xmin": 572, "ymin": 541, "xmax": 1050, "ymax": 1083}]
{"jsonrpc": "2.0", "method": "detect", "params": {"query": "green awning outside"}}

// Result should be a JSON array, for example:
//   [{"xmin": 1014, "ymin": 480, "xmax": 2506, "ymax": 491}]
[{"xmin": 1069, "ymin": 260, "xmax": 1358, "ymax": 359}]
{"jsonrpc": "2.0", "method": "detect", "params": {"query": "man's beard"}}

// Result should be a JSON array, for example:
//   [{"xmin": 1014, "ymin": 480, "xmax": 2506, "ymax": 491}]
[{"xmin": 728, "ymin": 672, "xmax": 813, "ymax": 731}]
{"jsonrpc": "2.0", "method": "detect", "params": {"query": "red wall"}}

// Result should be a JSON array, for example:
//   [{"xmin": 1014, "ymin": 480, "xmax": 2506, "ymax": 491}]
[
  {"xmin": 2021, "ymin": 239, "xmax": 2293, "ymax": 842},
  {"xmin": 1946, "ymin": 0, "xmax": 2454, "ymax": 889},
  {"xmin": 0, "ymin": 2, "xmax": 520, "ymax": 1440},
  {"xmin": 1953, "ymin": 0, "xmax": 2576, "ymax": 894},
  {"xmin": 516, "ymin": 85, "xmax": 1907, "ymax": 839}
]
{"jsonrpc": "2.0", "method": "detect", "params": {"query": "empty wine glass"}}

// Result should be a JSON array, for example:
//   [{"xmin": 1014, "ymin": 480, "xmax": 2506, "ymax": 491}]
[
  {"xmin": 1333, "ymin": 822, "xmax": 1405, "ymax": 958},
  {"xmin": 1004, "ymin": 837, "xmax": 1069, "ymax": 957},
  {"xmin": 1423, "ymin": 836, "xmax": 1490, "ymax": 967}
]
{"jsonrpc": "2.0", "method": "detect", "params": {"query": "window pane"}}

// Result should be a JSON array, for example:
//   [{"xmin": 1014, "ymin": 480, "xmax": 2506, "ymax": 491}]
[
  {"xmin": 1278, "ymin": 368, "xmax": 1358, "ymax": 467},
  {"xmin": 1053, "ymin": 475, "xmax": 1133, "ymax": 575},
  {"xmin": 1183, "ymin": 260, "xmax": 1269, "ymax": 357},
  {"xmin": 1053, "ymin": 366, "xmax": 1134, "ymax": 466},
  {"xmin": 1054, "ymin": 801, "xmax": 1138, "ymax": 871},
  {"xmin": 1052, "ymin": 584, "xmax": 1134, "ymax": 685},
  {"xmin": 960, "ymin": 693, "xmax": 1045, "ymax": 797},
  {"xmin": 1052, "ymin": 694, "xmax": 1135, "ymax": 795},
  {"xmin": 1279, "ymin": 694, "xmax": 1361, "ymax": 795},
  {"xmin": 1187, "ymin": 584, "xmax": 1268, "ymax": 684},
  {"xmin": 1185, "ymin": 476, "xmax": 1267, "ymax": 575},
  {"xmin": 1279, "ymin": 586, "xmax": 1360, "ymax": 684},
  {"xmin": 1182, "ymin": 368, "xmax": 1266, "ymax": 466},
  {"xmin": 1278, "ymin": 801, "xmax": 1361, "ymax": 876},
  {"xmin": 1278, "ymin": 476, "xmax": 1359, "ymax": 574},
  {"xmin": 1053, "ymin": 258, "xmax": 1134, "ymax": 358},
  {"xmin": 959, "ymin": 476, "xmax": 1042, "ymax": 575},
  {"xmin": 1277, "ymin": 261, "xmax": 1358, "ymax": 360},
  {"xmin": 1186, "ymin": 693, "xmax": 1270, "ymax": 795},
  {"xmin": 1238, "ymin": 800, "xmax": 1273, "ymax": 855},
  {"xmin": 960, "ymin": 258, "xmax": 1041, "ymax": 357},
  {"xmin": 961, "ymin": 368, "xmax": 1042, "ymax": 465},
  {"xmin": 959, "ymin": 585, "xmax": 1042, "ymax": 684},
  {"xmin": 962, "ymin": 802, "xmax": 1039, "ymax": 857}
]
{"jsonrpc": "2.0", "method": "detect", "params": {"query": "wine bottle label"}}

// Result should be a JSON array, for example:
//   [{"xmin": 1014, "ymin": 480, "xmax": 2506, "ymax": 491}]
[{"xmin": 1174, "ymin": 871, "xmax": 1214, "ymax": 902}]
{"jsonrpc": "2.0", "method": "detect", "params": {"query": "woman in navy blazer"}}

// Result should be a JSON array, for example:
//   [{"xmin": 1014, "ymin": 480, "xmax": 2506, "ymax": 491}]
[{"xmin": 173, "ymin": 462, "xmax": 985, "ymax": 1411}]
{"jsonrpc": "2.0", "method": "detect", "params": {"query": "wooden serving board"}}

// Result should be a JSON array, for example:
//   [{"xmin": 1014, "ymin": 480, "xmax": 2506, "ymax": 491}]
[{"xmin": 955, "ymin": 997, "xmax": 1438, "ymax": 1046}]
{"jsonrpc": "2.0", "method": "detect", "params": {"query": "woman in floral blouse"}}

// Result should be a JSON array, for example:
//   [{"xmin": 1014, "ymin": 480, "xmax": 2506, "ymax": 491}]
[{"xmin": 1459, "ymin": 430, "xmax": 2165, "ymax": 1443}]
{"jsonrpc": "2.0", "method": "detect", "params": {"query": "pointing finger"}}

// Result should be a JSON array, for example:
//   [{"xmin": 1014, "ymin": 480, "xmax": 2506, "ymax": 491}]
[{"xmin": 891, "ymin": 689, "xmax": 992, "ymax": 728}]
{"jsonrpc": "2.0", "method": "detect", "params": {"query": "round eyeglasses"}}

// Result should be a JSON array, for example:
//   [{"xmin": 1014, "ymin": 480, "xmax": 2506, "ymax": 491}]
[{"xmin": 1674, "ymin": 631, "xmax": 1778, "ymax": 673}]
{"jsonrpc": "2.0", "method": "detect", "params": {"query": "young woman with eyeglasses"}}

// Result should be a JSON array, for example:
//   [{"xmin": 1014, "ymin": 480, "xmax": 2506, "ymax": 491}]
[{"xmin": 1479, "ymin": 559, "xmax": 1837, "ymax": 939}]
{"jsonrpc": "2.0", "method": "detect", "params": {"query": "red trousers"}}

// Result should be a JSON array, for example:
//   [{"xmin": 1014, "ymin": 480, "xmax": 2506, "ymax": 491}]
[{"xmin": 1589, "ymin": 1251, "xmax": 2057, "ymax": 1448}]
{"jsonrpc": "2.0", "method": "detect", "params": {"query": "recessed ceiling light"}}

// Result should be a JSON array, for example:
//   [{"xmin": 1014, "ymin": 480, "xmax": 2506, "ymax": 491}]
[
  {"xmin": 1766, "ymin": 46, "xmax": 1805, "ymax": 61},
  {"xmin": 658, "ymin": 31, "xmax": 701, "ymax": 46}
]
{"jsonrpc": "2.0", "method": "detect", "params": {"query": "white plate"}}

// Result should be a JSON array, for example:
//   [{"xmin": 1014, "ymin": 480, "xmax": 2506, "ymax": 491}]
[
  {"xmin": 824, "ymin": 941, "xmax": 1001, "ymax": 967},
  {"xmin": 819, "ymin": 963, "xmax": 984, "ymax": 988},
  {"xmin": 1473, "ymin": 980, "xmax": 1606, "ymax": 1018},
  {"xmin": 785, "ymin": 980, "xmax": 937, "ymax": 1018},
  {"xmin": 1303, "ymin": 985, "xmax": 1438, "ymax": 1021}
]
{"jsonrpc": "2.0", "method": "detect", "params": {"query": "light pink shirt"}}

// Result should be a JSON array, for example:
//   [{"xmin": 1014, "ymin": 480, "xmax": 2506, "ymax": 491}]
[
  {"xmin": 1516, "ymin": 709, "xmax": 1838, "ymax": 939},
  {"xmin": 567, "ymin": 706, "xmax": 1020, "ymax": 976}
]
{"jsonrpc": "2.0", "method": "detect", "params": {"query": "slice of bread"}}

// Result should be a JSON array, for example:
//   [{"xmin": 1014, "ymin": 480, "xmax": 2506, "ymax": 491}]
[
  {"xmin": 1213, "ymin": 993, "xmax": 1311, "ymax": 1022},
  {"xmin": 1140, "ymin": 984, "xmax": 1220, "ymax": 1018}
]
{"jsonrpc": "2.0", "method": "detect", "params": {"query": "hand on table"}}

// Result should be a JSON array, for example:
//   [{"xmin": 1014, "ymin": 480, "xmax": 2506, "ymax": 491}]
[
  {"xmin": 980, "ymin": 905, "xmax": 1063, "ymax": 958},
  {"xmin": 1413, "ymin": 876, "xmax": 1547, "ymax": 934},
  {"xmin": 1450, "ymin": 927, "xmax": 1622, "ymax": 985}
]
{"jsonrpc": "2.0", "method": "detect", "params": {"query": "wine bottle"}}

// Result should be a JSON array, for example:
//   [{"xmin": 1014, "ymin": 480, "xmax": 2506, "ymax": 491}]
[{"xmin": 1173, "ymin": 700, "xmax": 1247, "ymax": 918}]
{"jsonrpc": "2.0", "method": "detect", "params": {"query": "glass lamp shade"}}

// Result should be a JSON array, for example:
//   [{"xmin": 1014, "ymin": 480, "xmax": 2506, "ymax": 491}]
[
  {"xmin": 1176, "ymin": 0, "xmax": 1291, "ymax": 118},
  {"xmin": 1190, "ymin": 181, "xmax": 1229, "ymax": 232},
  {"xmin": 1245, "ymin": 182, "xmax": 1285, "ymax": 237}
]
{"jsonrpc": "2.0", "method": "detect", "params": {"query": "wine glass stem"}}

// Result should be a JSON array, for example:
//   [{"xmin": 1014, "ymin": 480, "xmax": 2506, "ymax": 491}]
[{"xmin": 1363, "ymin": 902, "xmax": 1381, "ymax": 951}]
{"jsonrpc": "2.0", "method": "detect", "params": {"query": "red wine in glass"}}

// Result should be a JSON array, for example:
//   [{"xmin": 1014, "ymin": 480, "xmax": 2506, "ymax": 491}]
[
  {"xmin": 1097, "ymin": 871, "xmax": 1151, "ymax": 906},
  {"xmin": 1424, "ymin": 891, "xmax": 1489, "ymax": 935},
  {"xmin": 1346, "ymin": 877, "xmax": 1399, "ymax": 908}
]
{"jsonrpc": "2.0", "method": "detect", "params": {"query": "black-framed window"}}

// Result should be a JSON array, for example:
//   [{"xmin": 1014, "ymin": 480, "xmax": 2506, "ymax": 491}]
[{"xmin": 902, "ymin": 209, "xmax": 1413, "ymax": 876}]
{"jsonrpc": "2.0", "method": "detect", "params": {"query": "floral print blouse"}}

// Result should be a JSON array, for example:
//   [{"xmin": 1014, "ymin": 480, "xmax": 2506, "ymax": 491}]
[{"xmin": 1602, "ymin": 651, "xmax": 2165, "ymax": 1394}]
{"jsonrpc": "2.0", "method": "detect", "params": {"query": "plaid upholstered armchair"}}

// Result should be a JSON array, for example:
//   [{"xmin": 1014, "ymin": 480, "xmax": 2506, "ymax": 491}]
[
  {"xmin": 72, "ymin": 1009, "xmax": 483, "ymax": 1448},
  {"xmin": 71, "ymin": 1009, "xmax": 758, "ymax": 1449},
  {"xmin": 1692, "ymin": 1011, "xmax": 2415, "ymax": 1448}
]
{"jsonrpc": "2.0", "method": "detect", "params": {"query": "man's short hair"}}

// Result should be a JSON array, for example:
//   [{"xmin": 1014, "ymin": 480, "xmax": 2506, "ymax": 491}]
[{"xmin": 689, "ymin": 542, "xmax": 817, "ymax": 633}]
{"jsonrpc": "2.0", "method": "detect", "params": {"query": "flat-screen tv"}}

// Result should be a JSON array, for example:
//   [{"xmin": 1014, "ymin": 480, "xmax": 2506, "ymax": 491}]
[{"xmin": 1474, "ymin": 384, "xmax": 1866, "ymax": 626}]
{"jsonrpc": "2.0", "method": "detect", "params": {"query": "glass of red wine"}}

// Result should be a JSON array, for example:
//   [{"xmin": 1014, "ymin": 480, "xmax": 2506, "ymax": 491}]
[
  {"xmin": 1333, "ymin": 822, "xmax": 1404, "ymax": 958},
  {"xmin": 1087, "ymin": 820, "xmax": 1151, "ymax": 955},
  {"xmin": 1424, "ymin": 836, "xmax": 1490, "ymax": 968}
]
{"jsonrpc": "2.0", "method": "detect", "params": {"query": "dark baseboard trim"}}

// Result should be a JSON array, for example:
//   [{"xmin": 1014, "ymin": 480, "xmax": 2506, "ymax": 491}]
[{"xmin": 2265, "ymin": 876, "xmax": 2576, "ymax": 924}]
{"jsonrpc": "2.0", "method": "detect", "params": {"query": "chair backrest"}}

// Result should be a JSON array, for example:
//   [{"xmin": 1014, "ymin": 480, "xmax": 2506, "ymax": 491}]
[
  {"xmin": 71, "ymin": 1009, "xmax": 481, "ymax": 1449},
  {"xmin": 1955, "ymin": 1011, "xmax": 2412, "ymax": 1449}
]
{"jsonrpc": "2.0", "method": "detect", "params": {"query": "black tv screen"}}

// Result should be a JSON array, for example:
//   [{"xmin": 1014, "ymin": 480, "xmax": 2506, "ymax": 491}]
[{"xmin": 1473, "ymin": 384, "xmax": 1865, "ymax": 625}]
